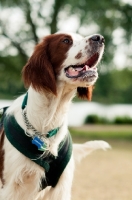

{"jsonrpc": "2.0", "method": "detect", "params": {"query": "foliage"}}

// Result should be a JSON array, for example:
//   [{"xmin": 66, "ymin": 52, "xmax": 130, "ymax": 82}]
[
  {"xmin": 114, "ymin": 116, "xmax": 132, "ymax": 124},
  {"xmin": 0, "ymin": 55, "xmax": 26, "ymax": 98},
  {"xmin": 84, "ymin": 114, "xmax": 107, "ymax": 124},
  {"xmin": 0, "ymin": 0, "xmax": 132, "ymax": 101},
  {"xmin": 92, "ymin": 68, "xmax": 132, "ymax": 103},
  {"xmin": 84, "ymin": 114, "xmax": 132, "ymax": 125}
]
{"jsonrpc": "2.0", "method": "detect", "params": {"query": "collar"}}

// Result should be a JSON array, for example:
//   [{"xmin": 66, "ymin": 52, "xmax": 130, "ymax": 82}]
[{"xmin": 21, "ymin": 93, "xmax": 60, "ymax": 150}]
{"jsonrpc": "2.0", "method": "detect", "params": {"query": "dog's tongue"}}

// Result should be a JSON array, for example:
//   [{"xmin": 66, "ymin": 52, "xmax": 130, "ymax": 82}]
[{"xmin": 67, "ymin": 65, "xmax": 89, "ymax": 76}]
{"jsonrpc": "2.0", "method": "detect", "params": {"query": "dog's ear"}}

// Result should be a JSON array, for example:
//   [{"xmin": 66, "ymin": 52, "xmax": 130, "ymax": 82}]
[
  {"xmin": 77, "ymin": 86, "xmax": 94, "ymax": 101},
  {"xmin": 22, "ymin": 37, "xmax": 57, "ymax": 95}
]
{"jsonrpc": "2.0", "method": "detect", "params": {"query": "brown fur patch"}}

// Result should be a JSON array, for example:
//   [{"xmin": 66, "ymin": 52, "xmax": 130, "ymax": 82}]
[
  {"xmin": 22, "ymin": 34, "xmax": 73, "ymax": 95},
  {"xmin": 75, "ymin": 52, "xmax": 82, "ymax": 59},
  {"xmin": 0, "ymin": 127, "xmax": 5, "ymax": 186},
  {"xmin": 77, "ymin": 86, "xmax": 94, "ymax": 101}
]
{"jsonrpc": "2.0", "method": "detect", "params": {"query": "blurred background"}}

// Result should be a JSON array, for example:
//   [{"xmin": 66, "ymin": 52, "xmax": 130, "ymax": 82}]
[{"xmin": 0, "ymin": 0, "xmax": 132, "ymax": 199}]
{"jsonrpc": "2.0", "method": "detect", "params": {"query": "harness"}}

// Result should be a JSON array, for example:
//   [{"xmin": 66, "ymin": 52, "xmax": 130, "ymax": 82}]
[{"xmin": 0, "ymin": 95, "xmax": 72, "ymax": 189}]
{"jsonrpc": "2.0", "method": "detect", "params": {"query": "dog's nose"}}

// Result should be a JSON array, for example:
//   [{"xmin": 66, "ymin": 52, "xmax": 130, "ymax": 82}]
[{"xmin": 90, "ymin": 34, "xmax": 105, "ymax": 44}]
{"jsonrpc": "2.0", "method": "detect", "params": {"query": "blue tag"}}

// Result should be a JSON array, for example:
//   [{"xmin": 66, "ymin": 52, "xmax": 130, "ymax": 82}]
[{"xmin": 32, "ymin": 136, "xmax": 47, "ymax": 151}]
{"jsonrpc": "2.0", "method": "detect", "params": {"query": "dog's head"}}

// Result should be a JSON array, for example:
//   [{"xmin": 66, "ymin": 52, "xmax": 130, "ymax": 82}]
[{"xmin": 22, "ymin": 32, "xmax": 104, "ymax": 100}]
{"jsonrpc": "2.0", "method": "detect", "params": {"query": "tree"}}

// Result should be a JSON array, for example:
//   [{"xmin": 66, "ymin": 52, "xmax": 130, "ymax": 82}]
[
  {"xmin": 0, "ymin": 0, "xmax": 132, "ymax": 101},
  {"xmin": 92, "ymin": 68, "xmax": 132, "ymax": 104}
]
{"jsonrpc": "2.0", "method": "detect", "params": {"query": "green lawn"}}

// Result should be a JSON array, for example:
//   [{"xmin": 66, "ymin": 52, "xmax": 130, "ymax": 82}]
[{"xmin": 70, "ymin": 124, "xmax": 132, "ymax": 141}]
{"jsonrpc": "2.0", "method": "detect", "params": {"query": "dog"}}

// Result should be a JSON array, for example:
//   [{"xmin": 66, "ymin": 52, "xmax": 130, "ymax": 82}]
[{"xmin": 0, "ymin": 32, "xmax": 110, "ymax": 200}]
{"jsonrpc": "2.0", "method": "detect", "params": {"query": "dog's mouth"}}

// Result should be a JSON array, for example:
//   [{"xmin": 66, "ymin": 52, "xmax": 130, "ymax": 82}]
[{"xmin": 64, "ymin": 53, "xmax": 99, "ymax": 78}]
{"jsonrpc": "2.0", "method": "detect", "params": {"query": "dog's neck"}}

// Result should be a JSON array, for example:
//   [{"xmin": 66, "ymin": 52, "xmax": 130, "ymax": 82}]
[
  {"xmin": 26, "ymin": 82, "xmax": 76, "ymax": 134},
  {"xmin": 7, "ymin": 82, "xmax": 76, "ymax": 156}
]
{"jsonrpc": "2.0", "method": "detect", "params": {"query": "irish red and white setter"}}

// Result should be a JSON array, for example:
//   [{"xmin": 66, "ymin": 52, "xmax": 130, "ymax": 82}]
[{"xmin": 0, "ymin": 32, "xmax": 110, "ymax": 200}]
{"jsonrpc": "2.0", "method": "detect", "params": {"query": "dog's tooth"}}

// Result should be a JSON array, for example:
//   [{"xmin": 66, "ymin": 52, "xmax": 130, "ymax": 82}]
[
  {"xmin": 85, "ymin": 65, "xmax": 89, "ymax": 71},
  {"xmin": 83, "ymin": 65, "xmax": 89, "ymax": 71},
  {"xmin": 69, "ymin": 67, "xmax": 75, "ymax": 71},
  {"xmin": 71, "ymin": 68, "xmax": 75, "ymax": 71}
]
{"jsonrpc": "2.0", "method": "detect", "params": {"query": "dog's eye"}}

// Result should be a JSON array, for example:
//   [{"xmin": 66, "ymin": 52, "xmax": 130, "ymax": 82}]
[{"xmin": 63, "ymin": 39, "xmax": 70, "ymax": 44}]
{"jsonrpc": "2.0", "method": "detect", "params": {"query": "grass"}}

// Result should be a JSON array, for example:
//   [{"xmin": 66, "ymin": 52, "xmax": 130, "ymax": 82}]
[
  {"xmin": 69, "ymin": 124, "xmax": 132, "ymax": 141},
  {"xmin": 72, "ymin": 141, "xmax": 132, "ymax": 200},
  {"xmin": 71, "ymin": 131, "xmax": 132, "ymax": 200}
]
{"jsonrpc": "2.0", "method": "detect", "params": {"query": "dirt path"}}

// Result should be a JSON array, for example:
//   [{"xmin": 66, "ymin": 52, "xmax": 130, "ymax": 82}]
[{"xmin": 72, "ymin": 141, "xmax": 132, "ymax": 200}]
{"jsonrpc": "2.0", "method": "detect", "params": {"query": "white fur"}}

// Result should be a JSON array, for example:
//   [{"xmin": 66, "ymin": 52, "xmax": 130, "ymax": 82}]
[{"xmin": 0, "ymin": 32, "xmax": 110, "ymax": 200}]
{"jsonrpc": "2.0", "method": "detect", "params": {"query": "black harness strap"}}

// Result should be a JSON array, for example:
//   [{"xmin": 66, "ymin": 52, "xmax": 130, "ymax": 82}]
[
  {"xmin": 1, "ymin": 107, "xmax": 72, "ymax": 189},
  {"xmin": 41, "ymin": 132, "xmax": 72, "ymax": 188}
]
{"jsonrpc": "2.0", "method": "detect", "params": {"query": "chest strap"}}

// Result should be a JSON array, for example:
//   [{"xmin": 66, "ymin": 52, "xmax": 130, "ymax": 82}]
[{"xmin": 2, "ymin": 109, "xmax": 72, "ymax": 189}]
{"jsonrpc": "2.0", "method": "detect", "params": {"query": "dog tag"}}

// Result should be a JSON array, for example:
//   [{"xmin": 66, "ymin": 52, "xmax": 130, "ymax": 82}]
[{"xmin": 32, "ymin": 136, "xmax": 47, "ymax": 151}]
